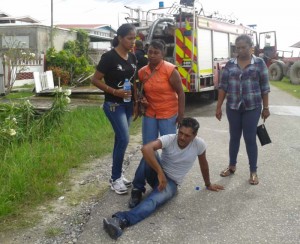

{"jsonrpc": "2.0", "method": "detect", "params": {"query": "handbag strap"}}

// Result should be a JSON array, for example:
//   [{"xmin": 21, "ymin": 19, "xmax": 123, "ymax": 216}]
[
  {"xmin": 142, "ymin": 68, "xmax": 157, "ymax": 84},
  {"xmin": 136, "ymin": 68, "xmax": 158, "ymax": 97}
]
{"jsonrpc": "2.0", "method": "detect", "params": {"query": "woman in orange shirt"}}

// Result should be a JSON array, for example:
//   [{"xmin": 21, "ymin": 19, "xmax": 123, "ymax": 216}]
[{"xmin": 129, "ymin": 39, "xmax": 185, "ymax": 208}]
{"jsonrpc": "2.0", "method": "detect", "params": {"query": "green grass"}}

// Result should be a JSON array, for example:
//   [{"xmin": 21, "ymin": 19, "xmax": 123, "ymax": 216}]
[
  {"xmin": 3, "ymin": 91, "xmax": 34, "ymax": 99},
  {"xmin": 1, "ymin": 84, "xmax": 35, "ymax": 99},
  {"xmin": 44, "ymin": 227, "xmax": 63, "ymax": 238},
  {"xmin": 0, "ymin": 106, "xmax": 141, "ymax": 225},
  {"xmin": 270, "ymin": 77, "xmax": 300, "ymax": 99}
]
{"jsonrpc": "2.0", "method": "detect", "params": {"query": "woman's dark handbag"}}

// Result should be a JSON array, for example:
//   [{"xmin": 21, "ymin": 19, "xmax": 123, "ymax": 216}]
[
  {"xmin": 133, "ymin": 80, "xmax": 146, "ymax": 121},
  {"xmin": 257, "ymin": 123, "xmax": 271, "ymax": 146}
]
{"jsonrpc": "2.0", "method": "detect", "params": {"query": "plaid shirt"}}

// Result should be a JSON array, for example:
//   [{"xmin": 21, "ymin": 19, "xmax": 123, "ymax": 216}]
[{"xmin": 219, "ymin": 55, "xmax": 270, "ymax": 110}]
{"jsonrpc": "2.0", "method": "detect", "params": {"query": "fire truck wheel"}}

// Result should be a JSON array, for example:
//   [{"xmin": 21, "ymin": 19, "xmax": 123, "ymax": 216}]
[
  {"xmin": 208, "ymin": 90, "xmax": 218, "ymax": 101},
  {"xmin": 213, "ymin": 89, "xmax": 218, "ymax": 101},
  {"xmin": 290, "ymin": 61, "xmax": 300, "ymax": 85},
  {"xmin": 268, "ymin": 63, "xmax": 283, "ymax": 81}
]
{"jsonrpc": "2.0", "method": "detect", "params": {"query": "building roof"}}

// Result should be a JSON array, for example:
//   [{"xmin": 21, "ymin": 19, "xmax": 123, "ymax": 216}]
[
  {"xmin": 0, "ymin": 11, "xmax": 40, "ymax": 24},
  {"xmin": 55, "ymin": 24, "xmax": 113, "ymax": 30},
  {"xmin": 0, "ymin": 16, "xmax": 40, "ymax": 24},
  {"xmin": 0, "ymin": 10, "xmax": 10, "ymax": 17},
  {"xmin": 290, "ymin": 41, "xmax": 300, "ymax": 48},
  {"xmin": 55, "ymin": 24, "xmax": 117, "ymax": 42}
]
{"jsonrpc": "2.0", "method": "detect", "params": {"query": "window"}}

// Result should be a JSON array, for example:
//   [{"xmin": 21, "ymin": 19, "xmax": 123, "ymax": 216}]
[{"xmin": 2, "ymin": 36, "xmax": 29, "ymax": 48}]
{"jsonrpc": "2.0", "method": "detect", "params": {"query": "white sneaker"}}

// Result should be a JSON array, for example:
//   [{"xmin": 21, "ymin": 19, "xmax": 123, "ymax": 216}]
[
  {"xmin": 121, "ymin": 174, "xmax": 132, "ymax": 188},
  {"xmin": 110, "ymin": 175, "xmax": 132, "ymax": 188},
  {"xmin": 110, "ymin": 178, "xmax": 128, "ymax": 195}
]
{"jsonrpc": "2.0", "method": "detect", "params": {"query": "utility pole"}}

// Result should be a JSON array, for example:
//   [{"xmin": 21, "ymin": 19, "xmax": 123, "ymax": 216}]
[{"xmin": 50, "ymin": 0, "xmax": 53, "ymax": 48}]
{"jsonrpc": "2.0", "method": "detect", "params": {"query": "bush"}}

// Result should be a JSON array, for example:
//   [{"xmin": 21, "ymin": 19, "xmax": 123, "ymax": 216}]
[
  {"xmin": 45, "ymin": 29, "xmax": 95, "ymax": 86},
  {"xmin": 48, "ymin": 66, "xmax": 70, "ymax": 85},
  {"xmin": 0, "ymin": 88, "xmax": 72, "ymax": 153}
]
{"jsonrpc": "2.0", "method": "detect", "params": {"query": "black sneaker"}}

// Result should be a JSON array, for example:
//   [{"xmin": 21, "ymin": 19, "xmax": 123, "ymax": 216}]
[
  {"xmin": 103, "ymin": 217, "xmax": 125, "ymax": 240},
  {"xmin": 128, "ymin": 188, "xmax": 142, "ymax": 208}
]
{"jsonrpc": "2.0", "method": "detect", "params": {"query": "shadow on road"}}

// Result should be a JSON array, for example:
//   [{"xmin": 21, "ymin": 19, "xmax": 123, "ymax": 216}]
[{"xmin": 185, "ymin": 93, "xmax": 217, "ymax": 117}]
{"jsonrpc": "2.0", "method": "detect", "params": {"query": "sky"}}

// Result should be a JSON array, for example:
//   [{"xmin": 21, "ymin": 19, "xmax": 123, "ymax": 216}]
[{"xmin": 2, "ymin": 0, "xmax": 300, "ymax": 55}]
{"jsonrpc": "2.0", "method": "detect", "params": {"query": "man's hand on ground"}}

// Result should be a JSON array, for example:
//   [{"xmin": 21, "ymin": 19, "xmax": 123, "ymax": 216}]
[{"xmin": 206, "ymin": 184, "xmax": 224, "ymax": 192}]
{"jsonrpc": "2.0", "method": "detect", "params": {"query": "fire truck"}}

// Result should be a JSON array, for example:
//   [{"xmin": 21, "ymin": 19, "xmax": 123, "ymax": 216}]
[{"xmin": 132, "ymin": 3, "xmax": 276, "ymax": 98}]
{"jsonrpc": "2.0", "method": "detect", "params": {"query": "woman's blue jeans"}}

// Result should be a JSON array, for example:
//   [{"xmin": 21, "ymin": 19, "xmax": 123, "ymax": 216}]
[
  {"xmin": 103, "ymin": 101, "xmax": 133, "ymax": 181},
  {"xmin": 132, "ymin": 115, "xmax": 177, "ymax": 192},
  {"xmin": 114, "ymin": 157, "xmax": 178, "ymax": 226},
  {"xmin": 226, "ymin": 104, "xmax": 261, "ymax": 172}
]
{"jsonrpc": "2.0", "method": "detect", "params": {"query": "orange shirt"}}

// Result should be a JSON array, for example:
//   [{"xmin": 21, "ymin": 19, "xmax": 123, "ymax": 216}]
[{"xmin": 138, "ymin": 61, "xmax": 178, "ymax": 119}]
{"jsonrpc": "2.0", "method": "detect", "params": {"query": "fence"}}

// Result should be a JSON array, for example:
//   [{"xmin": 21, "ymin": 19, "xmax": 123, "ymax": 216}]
[
  {"xmin": 1, "ymin": 54, "xmax": 45, "ymax": 88},
  {"xmin": 0, "ymin": 58, "xmax": 4, "ymax": 94}
]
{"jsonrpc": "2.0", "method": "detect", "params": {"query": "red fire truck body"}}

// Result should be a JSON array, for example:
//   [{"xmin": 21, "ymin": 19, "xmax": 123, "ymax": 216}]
[
  {"xmin": 135, "ymin": 4, "xmax": 277, "ymax": 96},
  {"xmin": 173, "ymin": 12, "xmax": 256, "ymax": 96}
]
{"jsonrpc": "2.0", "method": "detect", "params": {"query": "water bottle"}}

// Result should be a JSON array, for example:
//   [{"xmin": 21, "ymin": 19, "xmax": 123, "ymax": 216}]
[{"xmin": 123, "ymin": 78, "xmax": 131, "ymax": 102}]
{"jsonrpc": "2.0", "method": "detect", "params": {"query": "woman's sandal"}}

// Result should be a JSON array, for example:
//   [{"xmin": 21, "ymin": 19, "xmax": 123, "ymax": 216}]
[
  {"xmin": 220, "ymin": 167, "xmax": 236, "ymax": 177},
  {"xmin": 249, "ymin": 172, "xmax": 259, "ymax": 185}
]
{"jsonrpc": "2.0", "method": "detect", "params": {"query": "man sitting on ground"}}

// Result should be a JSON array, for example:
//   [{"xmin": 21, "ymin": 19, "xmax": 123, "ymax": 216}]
[{"xmin": 103, "ymin": 117, "xmax": 224, "ymax": 239}]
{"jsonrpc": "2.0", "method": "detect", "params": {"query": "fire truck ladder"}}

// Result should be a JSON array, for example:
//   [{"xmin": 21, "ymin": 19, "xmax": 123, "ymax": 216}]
[{"xmin": 167, "ymin": 3, "xmax": 180, "ymax": 15}]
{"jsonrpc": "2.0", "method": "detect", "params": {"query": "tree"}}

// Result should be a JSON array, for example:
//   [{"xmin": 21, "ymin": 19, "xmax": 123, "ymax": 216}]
[
  {"xmin": 76, "ymin": 29, "xmax": 90, "ymax": 57},
  {"xmin": 46, "ymin": 29, "xmax": 94, "ymax": 86},
  {"xmin": 0, "ymin": 37, "xmax": 35, "ymax": 95}
]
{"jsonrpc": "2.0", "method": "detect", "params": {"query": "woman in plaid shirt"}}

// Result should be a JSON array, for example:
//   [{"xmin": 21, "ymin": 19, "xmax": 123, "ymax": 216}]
[{"xmin": 215, "ymin": 34, "xmax": 270, "ymax": 185}]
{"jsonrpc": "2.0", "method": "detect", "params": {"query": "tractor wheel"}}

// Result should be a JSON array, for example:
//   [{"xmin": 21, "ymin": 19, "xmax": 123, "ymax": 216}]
[
  {"xmin": 269, "ymin": 63, "xmax": 283, "ymax": 81},
  {"xmin": 286, "ymin": 67, "xmax": 291, "ymax": 79},
  {"xmin": 282, "ymin": 63, "xmax": 289, "ymax": 76},
  {"xmin": 290, "ymin": 61, "xmax": 300, "ymax": 85}
]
